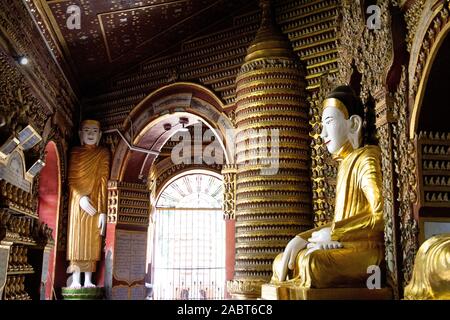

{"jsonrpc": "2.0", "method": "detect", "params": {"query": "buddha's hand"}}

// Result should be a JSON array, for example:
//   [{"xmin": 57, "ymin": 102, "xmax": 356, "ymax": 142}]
[
  {"xmin": 80, "ymin": 196, "xmax": 97, "ymax": 216},
  {"xmin": 307, "ymin": 241, "xmax": 343, "ymax": 250},
  {"xmin": 98, "ymin": 213, "xmax": 106, "ymax": 236},
  {"xmin": 308, "ymin": 227, "xmax": 332, "ymax": 243},
  {"xmin": 277, "ymin": 236, "xmax": 308, "ymax": 281},
  {"xmin": 306, "ymin": 227, "xmax": 342, "ymax": 256}
]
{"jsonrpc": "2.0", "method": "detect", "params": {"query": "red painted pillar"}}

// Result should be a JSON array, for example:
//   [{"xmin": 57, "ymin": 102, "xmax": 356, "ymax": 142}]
[
  {"xmin": 101, "ymin": 221, "xmax": 117, "ymax": 297},
  {"xmin": 37, "ymin": 142, "xmax": 60, "ymax": 299},
  {"xmin": 37, "ymin": 193, "xmax": 58, "ymax": 299},
  {"xmin": 225, "ymin": 219, "xmax": 235, "ymax": 299}
]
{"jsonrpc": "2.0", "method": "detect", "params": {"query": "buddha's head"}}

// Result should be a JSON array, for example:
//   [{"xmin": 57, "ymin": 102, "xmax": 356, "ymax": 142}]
[
  {"xmin": 320, "ymin": 86, "xmax": 364, "ymax": 155},
  {"xmin": 79, "ymin": 119, "xmax": 102, "ymax": 146}
]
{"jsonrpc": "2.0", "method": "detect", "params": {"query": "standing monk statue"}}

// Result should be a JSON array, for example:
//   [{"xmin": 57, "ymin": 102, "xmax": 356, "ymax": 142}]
[
  {"xmin": 67, "ymin": 119, "xmax": 110, "ymax": 289},
  {"xmin": 267, "ymin": 86, "xmax": 385, "ymax": 295}
]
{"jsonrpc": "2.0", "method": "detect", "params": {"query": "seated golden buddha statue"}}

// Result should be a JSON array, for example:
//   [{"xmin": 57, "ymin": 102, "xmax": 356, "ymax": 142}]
[
  {"xmin": 404, "ymin": 233, "xmax": 450, "ymax": 300},
  {"xmin": 263, "ymin": 86, "xmax": 387, "ymax": 299}
]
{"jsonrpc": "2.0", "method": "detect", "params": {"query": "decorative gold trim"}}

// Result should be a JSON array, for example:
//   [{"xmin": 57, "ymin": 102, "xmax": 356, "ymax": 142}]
[
  {"xmin": 302, "ymin": 49, "xmax": 338, "ymax": 61},
  {"xmin": 236, "ymin": 79, "xmax": 303, "ymax": 91},
  {"xmin": 80, "ymin": 119, "xmax": 101, "ymax": 128},
  {"xmin": 235, "ymin": 219, "xmax": 312, "ymax": 228},
  {"xmin": 227, "ymin": 279, "xmax": 266, "ymax": 298},
  {"xmin": 291, "ymin": 27, "xmax": 336, "ymax": 43},
  {"xmin": 322, "ymin": 98, "xmax": 349, "ymax": 119},
  {"xmin": 305, "ymin": 68, "xmax": 339, "ymax": 80},
  {"xmin": 306, "ymin": 58, "xmax": 338, "ymax": 70},
  {"xmin": 293, "ymin": 37, "xmax": 337, "ymax": 51},
  {"xmin": 234, "ymin": 101, "xmax": 306, "ymax": 113},
  {"xmin": 236, "ymin": 209, "xmax": 312, "ymax": 216},
  {"xmin": 282, "ymin": 4, "xmax": 338, "ymax": 24},
  {"xmin": 236, "ymin": 67, "xmax": 301, "ymax": 81},
  {"xmin": 237, "ymin": 89, "xmax": 301, "ymax": 100}
]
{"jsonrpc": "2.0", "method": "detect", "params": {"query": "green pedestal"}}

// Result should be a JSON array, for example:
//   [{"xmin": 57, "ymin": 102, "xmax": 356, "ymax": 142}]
[{"xmin": 61, "ymin": 287, "xmax": 104, "ymax": 300}]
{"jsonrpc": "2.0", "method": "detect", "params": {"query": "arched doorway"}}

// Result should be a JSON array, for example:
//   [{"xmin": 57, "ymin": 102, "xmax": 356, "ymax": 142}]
[
  {"xmin": 105, "ymin": 82, "xmax": 235, "ymax": 300},
  {"xmin": 414, "ymin": 31, "xmax": 450, "ymax": 140},
  {"xmin": 150, "ymin": 171, "xmax": 225, "ymax": 300},
  {"xmin": 410, "ymin": 21, "xmax": 450, "ymax": 244},
  {"xmin": 37, "ymin": 141, "xmax": 61, "ymax": 299}
]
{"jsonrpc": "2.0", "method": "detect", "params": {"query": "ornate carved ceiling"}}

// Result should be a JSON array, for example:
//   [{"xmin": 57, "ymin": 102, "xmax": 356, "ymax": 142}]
[{"xmin": 33, "ymin": 0, "xmax": 256, "ymax": 89}]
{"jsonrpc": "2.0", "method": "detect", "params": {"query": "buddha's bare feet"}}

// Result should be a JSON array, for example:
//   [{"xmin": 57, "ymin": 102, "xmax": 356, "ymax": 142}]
[
  {"xmin": 67, "ymin": 271, "xmax": 82, "ymax": 289},
  {"xmin": 84, "ymin": 282, "xmax": 96, "ymax": 288},
  {"xmin": 84, "ymin": 272, "xmax": 96, "ymax": 288},
  {"xmin": 69, "ymin": 281, "xmax": 82, "ymax": 289}
]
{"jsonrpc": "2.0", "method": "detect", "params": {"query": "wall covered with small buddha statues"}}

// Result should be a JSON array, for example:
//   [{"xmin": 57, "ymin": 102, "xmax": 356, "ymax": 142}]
[
  {"xmin": 87, "ymin": 0, "xmax": 449, "ymax": 299},
  {"xmin": 0, "ymin": 0, "xmax": 449, "ymax": 300},
  {"xmin": 0, "ymin": 0, "xmax": 78, "ymax": 300}
]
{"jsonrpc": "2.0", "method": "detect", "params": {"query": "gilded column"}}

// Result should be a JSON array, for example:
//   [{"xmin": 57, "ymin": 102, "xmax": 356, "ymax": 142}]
[
  {"xmin": 374, "ymin": 88, "xmax": 401, "ymax": 299},
  {"xmin": 222, "ymin": 165, "xmax": 237, "ymax": 220},
  {"xmin": 392, "ymin": 68, "xmax": 418, "ymax": 292},
  {"xmin": 228, "ymin": 0, "xmax": 312, "ymax": 298}
]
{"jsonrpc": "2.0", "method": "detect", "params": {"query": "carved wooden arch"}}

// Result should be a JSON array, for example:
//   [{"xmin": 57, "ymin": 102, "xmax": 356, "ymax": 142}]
[
  {"xmin": 43, "ymin": 121, "xmax": 70, "ymax": 250},
  {"xmin": 40, "ymin": 130, "xmax": 73, "ymax": 293},
  {"xmin": 110, "ymin": 82, "xmax": 234, "ymax": 183},
  {"xmin": 44, "ymin": 138, "xmax": 66, "ymax": 237},
  {"xmin": 408, "ymin": 1, "xmax": 450, "ymax": 138}
]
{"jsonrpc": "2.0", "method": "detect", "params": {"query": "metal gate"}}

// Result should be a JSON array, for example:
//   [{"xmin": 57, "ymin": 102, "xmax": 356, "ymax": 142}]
[{"xmin": 151, "ymin": 174, "xmax": 225, "ymax": 300}]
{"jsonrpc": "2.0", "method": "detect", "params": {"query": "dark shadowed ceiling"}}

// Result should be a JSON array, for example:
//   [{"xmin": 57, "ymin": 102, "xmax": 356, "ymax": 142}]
[
  {"xmin": 36, "ymin": 0, "xmax": 257, "ymax": 89},
  {"xmin": 419, "ymin": 35, "xmax": 450, "ymax": 133}
]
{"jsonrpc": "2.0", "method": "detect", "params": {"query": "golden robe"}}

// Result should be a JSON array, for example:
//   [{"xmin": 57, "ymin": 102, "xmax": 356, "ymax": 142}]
[
  {"xmin": 404, "ymin": 234, "xmax": 450, "ymax": 299},
  {"xmin": 67, "ymin": 144, "xmax": 110, "ymax": 272},
  {"xmin": 272, "ymin": 143, "xmax": 385, "ymax": 288}
]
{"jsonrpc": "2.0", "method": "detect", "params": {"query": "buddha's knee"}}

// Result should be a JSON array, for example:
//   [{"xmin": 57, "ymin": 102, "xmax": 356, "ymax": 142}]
[{"xmin": 271, "ymin": 253, "xmax": 284, "ymax": 281}]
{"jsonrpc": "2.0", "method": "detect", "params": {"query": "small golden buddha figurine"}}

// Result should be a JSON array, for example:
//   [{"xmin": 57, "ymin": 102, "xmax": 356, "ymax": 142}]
[
  {"xmin": 4, "ymin": 277, "xmax": 11, "ymax": 300},
  {"xmin": 10, "ymin": 246, "xmax": 19, "ymax": 271},
  {"xmin": 9, "ymin": 276, "xmax": 17, "ymax": 300},
  {"xmin": 10, "ymin": 216, "xmax": 18, "ymax": 234},
  {"xmin": 8, "ymin": 247, "xmax": 14, "ymax": 271},
  {"xmin": 24, "ymin": 218, "xmax": 31, "ymax": 239},
  {"xmin": 66, "ymin": 119, "xmax": 110, "ymax": 289},
  {"xmin": 23, "ymin": 247, "xmax": 32, "ymax": 270},
  {"xmin": 19, "ymin": 276, "xmax": 30, "ymax": 300},
  {"xmin": 265, "ymin": 86, "xmax": 385, "ymax": 297},
  {"xmin": 14, "ymin": 276, "xmax": 21, "ymax": 299},
  {"xmin": 404, "ymin": 233, "xmax": 450, "ymax": 299},
  {"xmin": 17, "ymin": 246, "xmax": 25, "ymax": 270},
  {"xmin": 17, "ymin": 276, "xmax": 25, "ymax": 299},
  {"xmin": 18, "ymin": 217, "xmax": 26, "ymax": 239}
]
